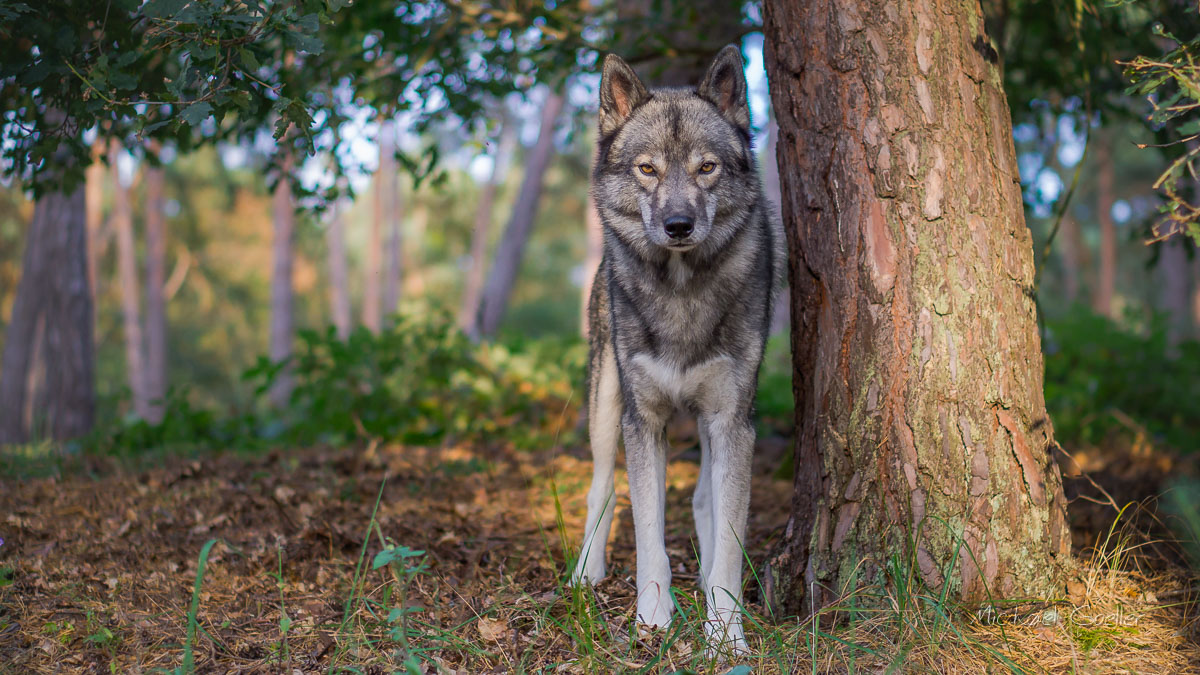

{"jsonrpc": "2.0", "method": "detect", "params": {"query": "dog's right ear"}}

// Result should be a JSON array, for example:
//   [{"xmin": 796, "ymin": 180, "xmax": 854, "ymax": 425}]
[{"xmin": 599, "ymin": 54, "xmax": 649, "ymax": 136}]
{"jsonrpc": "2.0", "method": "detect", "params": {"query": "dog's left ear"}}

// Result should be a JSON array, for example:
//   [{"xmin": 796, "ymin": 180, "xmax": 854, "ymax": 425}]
[{"xmin": 698, "ymin": 45, "xmax": 750, "ymax": 131}]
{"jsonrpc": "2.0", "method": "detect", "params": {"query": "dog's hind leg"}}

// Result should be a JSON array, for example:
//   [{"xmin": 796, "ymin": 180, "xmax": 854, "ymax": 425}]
[
  {"xmin": 572, "ymin": 345, "xmax": 622, "ymax": 586},
  {"xmin": 703, "ymin": 413, "xmax": 754, "ymax": 653}
]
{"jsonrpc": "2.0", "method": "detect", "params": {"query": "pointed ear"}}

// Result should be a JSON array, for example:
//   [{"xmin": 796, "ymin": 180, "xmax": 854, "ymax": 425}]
[
  {"xmin": 698, "ymin": 45, "xmax": 750, "ymax": 131},
  {"xmin": 599, "ymin": 54, "xmax": 649, "ymax": 136}
]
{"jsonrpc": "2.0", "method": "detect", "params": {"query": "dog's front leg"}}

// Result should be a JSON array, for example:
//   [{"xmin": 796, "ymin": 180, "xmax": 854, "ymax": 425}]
[
  {"xmin": 573, "ymin": 346, "xmax": 622, "ymax": 586},
  {"xmin": 703, "ymin": 412, "xmax": 754, "ymax": 653},
  {"xmin": 623, "ymin": 409, "xmax": 673, "ymax": 629}
]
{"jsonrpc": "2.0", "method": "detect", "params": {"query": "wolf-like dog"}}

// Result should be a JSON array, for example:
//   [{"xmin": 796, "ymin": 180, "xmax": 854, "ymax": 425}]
[{"xmin": 571, "ymin": 45, "xmax": 785, "ymax": 653}]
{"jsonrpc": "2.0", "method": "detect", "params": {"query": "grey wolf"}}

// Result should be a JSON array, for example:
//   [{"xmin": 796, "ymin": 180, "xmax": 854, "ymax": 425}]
[{"xmin": 571, "ymin": 45, "xmax": 785, "ymax": 654}]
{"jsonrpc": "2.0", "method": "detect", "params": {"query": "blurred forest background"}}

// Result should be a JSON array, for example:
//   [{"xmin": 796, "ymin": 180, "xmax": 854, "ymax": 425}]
[{"xmin": 0, "ymin": 0, "xmax": 1196, "ymax": 468}]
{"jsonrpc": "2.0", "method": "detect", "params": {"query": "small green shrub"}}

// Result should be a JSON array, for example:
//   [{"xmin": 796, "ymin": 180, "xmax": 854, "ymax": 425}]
[
  {"xmin": 245, "ymin": 309, "xmax": 585, "ymax": 449},
  {"xmin": 1043, "ymin": 307, "xmax": 1200, "ymax": 452}
]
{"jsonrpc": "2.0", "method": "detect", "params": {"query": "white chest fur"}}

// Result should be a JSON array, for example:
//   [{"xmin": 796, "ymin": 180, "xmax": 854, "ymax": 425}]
[{"xmin": 629, "ymin": 352, "xmax": 740, "ymax": 412}]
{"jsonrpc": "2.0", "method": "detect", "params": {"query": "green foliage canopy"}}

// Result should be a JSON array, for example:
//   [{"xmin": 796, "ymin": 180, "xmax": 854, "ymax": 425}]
[{"xmin": 0, "ymin": 0, "xmax": 592, "ymax": 195}]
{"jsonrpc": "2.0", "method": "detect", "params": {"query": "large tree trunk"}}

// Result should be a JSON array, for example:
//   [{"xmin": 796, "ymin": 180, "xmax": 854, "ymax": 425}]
[
  {"xmin": 1092, "ymin": 136, "xmax": 1117, "ymax": 318},
  {"xmin": 0, "ymin": 181, "xmax": 95, "ymax": 441},
  {"xmin": 111, "ymin": 140, "xmax": 150, "ymax": 420},
  {"xmin": 143, "ymin": 157, "xmax": 168, "ymax": 422},
  {"xmin": 476, "ymin": 90, "xmax": 566, "ymax": 338},
  {"xmin": 762, "ymin": 0, "xmax": 1070, "ymax": 617},
  {"xmin": 326, "ymin": 203, "xmax": 352, "ymax": 340},
  {"xmin": 268, "ymin": 154, "xmax": 296, "ymax": 408},
  {"xmin": 460, "ymin": 110, "xmax": 517, "ymax": 338},
  {"xmin": 380, "ymin": 119, "xmax": 403, "ymax": 323}
]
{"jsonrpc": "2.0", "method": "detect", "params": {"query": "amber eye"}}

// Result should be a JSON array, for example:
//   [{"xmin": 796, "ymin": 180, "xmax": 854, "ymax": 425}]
[
  {"xmin": 638, "ymin": 164, "xmax": 656, "ymax": 176},
  {"xmin": 699, "ymin": 161, "xmax": 717, "ymax": 174}
]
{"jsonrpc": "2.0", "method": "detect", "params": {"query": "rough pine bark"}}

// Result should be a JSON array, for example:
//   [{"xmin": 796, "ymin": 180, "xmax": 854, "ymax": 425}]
[
  {"xmin": 326, "ymin": 203, "xmax": 352, "ymax": 340},
  {"xmin": 0, "ymin": 181, "xmax": 94, "ymax": 441},
  {"xmin": 762, "ymin": 0, "xmax": 1071, "ymax": 617},
  {"xmin": 111, "ymin": 141, "xmax": 151, "ymax": 419},
  {"xmin": 477, "ymin": 90, "xmax": 565, "ymax": 338},
  {"xmin": 144, "ymin": 157, "xmax": 168, "ymax": 422},
  {"xmin": 460, "ymin": 111, "xmax": 516, "ymax": 337},
  {"xmin": 1092, "ymin": 136, "xmax": 1117, "ymax": 318},
  {"xmin": 268, "ymin": 153, "xmax": 296, "ymax": 409}
]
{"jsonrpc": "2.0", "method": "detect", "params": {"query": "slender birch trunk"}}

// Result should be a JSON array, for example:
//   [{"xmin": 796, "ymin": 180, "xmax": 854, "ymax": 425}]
[
  {"xmin": 111, "ymin": 140, "xmax": 150, "ymax": 419},
  {"xmin": 476, "ymin": 90, "xmax": 566, "ymax": 338},
  {"xmin": 461, "ymin": 110, "xmax": 517, "ymax": 337},
  {"xmin": 143, "ymin": 154, "xmax": 168, "ymax": 422},
  {"xmin": 1159, "ymin": 236, "xmax": 1191, "ymax": 348},
  {"xmin": 268, "ymin": 153, "xmax": 296, "ymax": 408},
  {"xmin": 380, "ymin": 119, "xmax": 402, "ymax": 323},
  {"xmin": 326, "ymin": 202, "xmax": 352, "ymax": 340},
  {"xmin": 1093, "ymin": 136, "xmax": 1117, "ymax": 318}
]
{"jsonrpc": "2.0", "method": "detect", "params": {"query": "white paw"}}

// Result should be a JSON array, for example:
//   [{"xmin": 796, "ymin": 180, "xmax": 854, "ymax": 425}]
[
  {"xmin": 570, "ymin": 560, "xmax": 606, "ymax": 587},
  {"xmin": 704, "ymin": 615, "xmax": 748, "ymax": 659},
  {"xmin": 636, "ymin": 582, "xmax": 674, "ymax": 628}
]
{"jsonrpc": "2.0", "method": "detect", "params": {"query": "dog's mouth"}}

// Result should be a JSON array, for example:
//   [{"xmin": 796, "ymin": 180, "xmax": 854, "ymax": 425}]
[{"xmin": 664, "ymin": 241, "xmax": 696, "ymax": 251}]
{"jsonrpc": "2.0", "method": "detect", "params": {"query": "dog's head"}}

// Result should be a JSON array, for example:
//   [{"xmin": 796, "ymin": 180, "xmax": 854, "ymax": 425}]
[{"xmin": 594, "ymin": 45, "xmax": 758, "ymax": 255}]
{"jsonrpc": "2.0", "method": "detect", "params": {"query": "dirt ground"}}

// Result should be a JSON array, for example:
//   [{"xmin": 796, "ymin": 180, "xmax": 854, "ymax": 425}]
[{"xmin": 1, "ymin": 437, "xmax": 1198, "ymax": 673}]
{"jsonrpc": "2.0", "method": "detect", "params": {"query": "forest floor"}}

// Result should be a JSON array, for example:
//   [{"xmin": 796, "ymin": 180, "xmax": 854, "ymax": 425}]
[{"xmin": 1, "ymin": 433, "xmax": 1198, "ymax": 674}]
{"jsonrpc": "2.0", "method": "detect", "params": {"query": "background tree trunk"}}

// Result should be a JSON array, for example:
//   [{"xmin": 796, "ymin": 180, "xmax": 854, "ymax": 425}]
[
  {"xmin": 1093, "ymin": 136, "xmax": 1117, "ymax": 318},
  {"xmin": 143, "ymin": 156, "xmax": 168, "ymax": 422},
  {"xmin": 363, "ymin": 121, "xmax": 386, "ymax": 334},
  {"xmin": 326, "ymin": 203, "xmax": 352, "ymax": 340},
  {"xmin": 461, "ymin": 110, "xmax": 517, "ymax": 338},
  {"xmin": 579, "ymin": 189, "xmax": 604, "ymax": 337},
  {"xmin": 1193, "ymin": 256, "xmax": 1200, "ymax": 335},
  {"xmin": 380, "ymin": 119, "xmax": 403, "ymax": 324},
  {"xmin": 476, "ymin": 90, "xmax": 565, "ymax": 338},
  {"xmin": 0, "ymin": 182, "xmax": 94, "ymax": 441},
  {"xmin": 111, "ymin": 140, "xmax": 150, "ymax": 419},
  {"xmin": 268, "ymin": 154, "xmax": 296, "ymax": 409},
  {"xmin": 1058, "ymin": 215, "xmax": 1085, "ymax": 305},
  {"xmin": 762, "ymin": 0, "xmax": 1070, "ymax": 617},
  {"xmin": 1159, "ymin": 237, "xmax": 1191, "ymax": 347},
  {"xmin": 85, "ymin": 140, "xmax": 105, "ymax": 308}
]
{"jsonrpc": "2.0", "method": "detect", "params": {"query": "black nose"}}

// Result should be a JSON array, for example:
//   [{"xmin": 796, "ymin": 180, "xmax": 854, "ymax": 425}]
[{"xmin": 664, "ymin": 215, "xmax": 694, "ymax": 239}]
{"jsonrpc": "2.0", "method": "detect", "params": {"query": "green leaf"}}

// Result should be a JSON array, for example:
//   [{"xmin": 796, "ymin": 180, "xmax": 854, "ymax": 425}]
[
  {"xmin": 178, "ymin": 101, "xmax": 212, "ymax": 127},
  {"xmin": 141, "ymin": 0, "xmax": 190, "ymax": 19}
]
